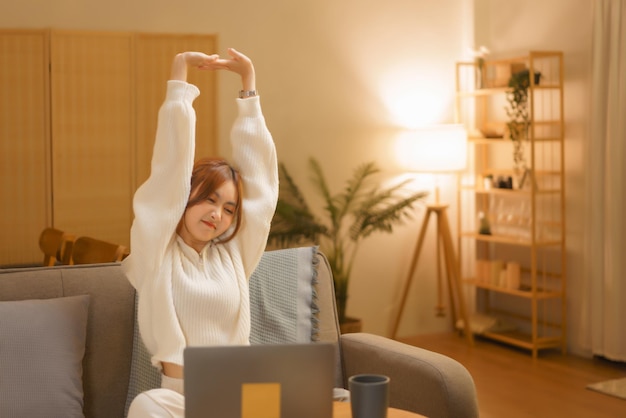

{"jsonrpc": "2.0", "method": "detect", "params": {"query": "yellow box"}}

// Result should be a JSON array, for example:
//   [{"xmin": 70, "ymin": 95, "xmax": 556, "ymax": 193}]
[{"xmin": 241, "ymin": 383, "xmax": 281, "ymax": 418}]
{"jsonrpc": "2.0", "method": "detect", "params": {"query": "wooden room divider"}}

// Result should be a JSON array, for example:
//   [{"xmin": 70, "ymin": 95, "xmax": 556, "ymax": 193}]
[{"xmin": 0, "ymin": 29, "xmax": 217, "ymax": 266}]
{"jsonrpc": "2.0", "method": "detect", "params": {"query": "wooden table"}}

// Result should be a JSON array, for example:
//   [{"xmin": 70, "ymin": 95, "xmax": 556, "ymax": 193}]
[{"xmin": 333, "ymin": 402, "xmax": 426, "ymax": 417}]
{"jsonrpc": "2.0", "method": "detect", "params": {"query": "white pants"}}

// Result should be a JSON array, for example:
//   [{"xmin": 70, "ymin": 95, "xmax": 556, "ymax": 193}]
[{"xmin": 127, "ymin": 375, "xmax": 185, "ymax": 418}]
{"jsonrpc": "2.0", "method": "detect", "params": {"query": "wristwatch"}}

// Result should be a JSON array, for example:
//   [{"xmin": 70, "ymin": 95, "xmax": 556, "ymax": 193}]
[{"xmin": 238, "ymin": 90, "xmax": 257, "ymax": 99}]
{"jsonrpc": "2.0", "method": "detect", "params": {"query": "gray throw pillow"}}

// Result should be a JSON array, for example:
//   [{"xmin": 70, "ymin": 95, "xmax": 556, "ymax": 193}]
[
  {"xmin": 249, "ymin": 246, "xmax": 319, "ymax": 344},
  {"xmin": 0, "ymin": 295, "xmax": 90, "ymax": 418}
]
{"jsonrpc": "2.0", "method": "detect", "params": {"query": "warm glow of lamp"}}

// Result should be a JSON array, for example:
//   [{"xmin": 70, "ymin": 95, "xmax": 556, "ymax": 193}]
[{"xmin": 395, "ymin": 124, "xmax": 467, "ymax": 173}]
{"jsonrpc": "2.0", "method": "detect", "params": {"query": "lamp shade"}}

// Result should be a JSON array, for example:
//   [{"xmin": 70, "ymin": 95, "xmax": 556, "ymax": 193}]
[{"xmin": 396, "ymin": 124, "xmax": 467, "ymax": 172}]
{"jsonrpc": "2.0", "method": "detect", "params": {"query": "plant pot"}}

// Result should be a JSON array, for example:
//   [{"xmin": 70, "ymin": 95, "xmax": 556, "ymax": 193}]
[
  {"xmin": 339, "ymin": 317, "xmax": 362, "ymax": 334},
  {"xmin": 334, "ymin": 286, "xmax": 348, "ymax": 324}
]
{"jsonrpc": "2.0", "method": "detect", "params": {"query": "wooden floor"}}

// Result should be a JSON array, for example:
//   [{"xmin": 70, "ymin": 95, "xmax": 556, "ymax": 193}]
[{"xmin": 397, "ymin": 333, "xmax": 626, "ymax": 418}]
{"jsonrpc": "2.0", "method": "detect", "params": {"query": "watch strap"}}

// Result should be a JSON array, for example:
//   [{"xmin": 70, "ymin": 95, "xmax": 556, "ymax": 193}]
[{"xmin": 238, "ymin": 89, "xmax": 257, "ymax": 99}]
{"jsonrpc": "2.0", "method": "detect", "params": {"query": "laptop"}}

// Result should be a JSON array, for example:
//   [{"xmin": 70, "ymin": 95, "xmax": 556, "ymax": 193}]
[{"xmin": 184, "ymin": 343, "xmax": 335, "ymax": 418}]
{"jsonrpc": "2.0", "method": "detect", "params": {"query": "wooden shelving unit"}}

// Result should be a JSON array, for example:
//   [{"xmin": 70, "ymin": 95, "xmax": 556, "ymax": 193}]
[{"xmin": 455, "ymin": 51, "xmax": 566, "ymax": 358}]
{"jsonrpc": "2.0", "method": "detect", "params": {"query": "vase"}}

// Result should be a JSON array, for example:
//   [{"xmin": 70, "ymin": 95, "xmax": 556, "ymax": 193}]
[
  {"xmin": 475, "ymin": 59, "xmax": 484, "ymax": 89},
  {"xmin": 340, "ymin": 317, "xmax": 363, "ymax": 334}
]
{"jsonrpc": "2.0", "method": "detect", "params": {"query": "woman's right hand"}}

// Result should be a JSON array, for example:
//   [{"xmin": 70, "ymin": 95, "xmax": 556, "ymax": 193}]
[{"xmin": 170, "ymin": 52, "xmax": 221, "ymax": 81}]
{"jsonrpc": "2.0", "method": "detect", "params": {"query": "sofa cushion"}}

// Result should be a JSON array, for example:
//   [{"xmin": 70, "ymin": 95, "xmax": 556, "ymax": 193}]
[{"xmin": 0, "ymin": 295, "xmax": 90, "ymax": 418}]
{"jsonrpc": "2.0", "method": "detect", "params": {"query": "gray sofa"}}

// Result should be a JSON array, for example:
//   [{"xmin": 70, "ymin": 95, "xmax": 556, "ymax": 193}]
[{"xmin": 0, "ymin": 246, "xmax": 478, "ymax": 418}]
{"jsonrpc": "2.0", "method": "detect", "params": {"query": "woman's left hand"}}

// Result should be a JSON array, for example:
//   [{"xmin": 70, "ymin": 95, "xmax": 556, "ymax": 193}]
[{"xmin": 213, "ymin": 48, "xmax": 256, "ymax": 92}]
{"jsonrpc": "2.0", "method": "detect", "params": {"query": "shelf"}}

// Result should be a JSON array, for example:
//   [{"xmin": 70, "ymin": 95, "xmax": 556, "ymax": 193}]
[
  {"xmin": 461, "ymin": 186, "xmax": 562, "ymax": 195},
  {"xmin": 457, "ymin": 84, "xmax": 561, "ymax": 97},
  {"xmin": 456, "ymin": 87, "xmax": 508, "ymax": 97},
  {"xmin": 525, "ymin": 84, "xmax": 561, "ymax": 90},
  {"xmin": 460, "ymin": 232, "xmax": 561, "ymax": 247},
  {"xmin": 480, "ymin": 330, "xmax": 563, "ymax": 351},
  {"xmin": 462, "ymin": 279, "xmax": 563, "ymax": 299},
  {"xmin": 469, "ymin": 135, "xmax": 563, "ymax": 143}
]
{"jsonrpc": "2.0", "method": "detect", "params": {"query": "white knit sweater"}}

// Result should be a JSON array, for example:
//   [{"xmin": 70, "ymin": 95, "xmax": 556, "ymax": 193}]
[{"xmin": 122, "ymin": 80, "xmax": 278, "ymax": 368}]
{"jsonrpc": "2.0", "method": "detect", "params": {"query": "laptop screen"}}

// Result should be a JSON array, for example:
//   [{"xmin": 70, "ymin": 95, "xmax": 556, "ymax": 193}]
[{"xmin": 184, "ymin": 343, "xmax": 335, "ymax": 418}]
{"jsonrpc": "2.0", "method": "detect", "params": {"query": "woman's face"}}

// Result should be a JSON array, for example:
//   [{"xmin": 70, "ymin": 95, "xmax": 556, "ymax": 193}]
[{"xmin": 178, "ymin": 180, "xmax": 238, "ymax": 252}]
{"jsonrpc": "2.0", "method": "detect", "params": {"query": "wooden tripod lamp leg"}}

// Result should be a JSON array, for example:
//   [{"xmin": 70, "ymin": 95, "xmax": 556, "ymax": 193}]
[
  {"xmin": 439, "ymin": 208, "xmax": 474, "ymax": 345},
  {"xmin": 391, "ymin": 208, "xmax": 433, "ymax": 339},
  {"xmin": 391, "ymin": 205, "xmax": 473, "ymax": 346},
  {"xmin": 435, "ymin": 228, "xmax": 446, "ymax": 317},
  {"xmin": 438, "ymin": 213, "xmax": 458, "ymax": 324}
]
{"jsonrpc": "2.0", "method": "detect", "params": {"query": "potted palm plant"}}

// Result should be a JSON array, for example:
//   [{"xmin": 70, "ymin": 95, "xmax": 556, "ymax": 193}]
[{"xmin": 268, "ymin": 158, "xmax": 428, "ymax": 325}]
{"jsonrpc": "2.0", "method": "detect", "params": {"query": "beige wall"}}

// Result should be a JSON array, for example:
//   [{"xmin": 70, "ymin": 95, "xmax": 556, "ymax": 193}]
[{"xmin": 1, "ymin": 0, "xmax": 593, "ymax": 349}]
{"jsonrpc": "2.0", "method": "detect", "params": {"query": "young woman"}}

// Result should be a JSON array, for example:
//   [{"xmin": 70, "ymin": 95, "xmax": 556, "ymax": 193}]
[{"xmin": 123, "ymin": 49, "xmax": 278, "ymax": 417}]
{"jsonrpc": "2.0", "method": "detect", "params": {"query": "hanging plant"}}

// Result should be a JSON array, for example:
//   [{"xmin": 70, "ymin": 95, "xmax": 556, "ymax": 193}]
[
  {"xmin": 505, "ymin": 69, "xmax": 530, "ymax": 177},
  {"xmin": 505, "ymin": 68, "xmax": 542, "ymax": 186}
]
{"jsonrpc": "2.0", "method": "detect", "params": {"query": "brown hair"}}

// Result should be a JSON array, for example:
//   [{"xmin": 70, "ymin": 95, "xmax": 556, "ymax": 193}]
[{"xmin": 186, "ymin": 157, "xmax": 243, "ymax": 244}]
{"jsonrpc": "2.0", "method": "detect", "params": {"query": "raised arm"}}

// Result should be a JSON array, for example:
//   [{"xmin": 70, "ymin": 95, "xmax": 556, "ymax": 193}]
[
  {"xmin": 222, "ymin": 49, "xmax": 279, "ymax": 276},
  {"xmin": 124, "ymin": 52, "xmax": 220, "ymax": 288}
]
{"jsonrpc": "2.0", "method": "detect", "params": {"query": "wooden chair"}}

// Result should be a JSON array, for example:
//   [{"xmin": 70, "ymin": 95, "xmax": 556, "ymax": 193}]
[
  {"xmin": 70, "ymin": 236, "xmax": 128, "ymax": 265},
  {"xmin": 39, "ymin": 227, "xmax": 76, "ymax": 266}
]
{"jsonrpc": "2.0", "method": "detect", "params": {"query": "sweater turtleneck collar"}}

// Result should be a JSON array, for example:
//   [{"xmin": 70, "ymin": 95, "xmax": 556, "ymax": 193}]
[{"xmin": 175, "ymin": 234, "xmax": 216, "ymax": 264}]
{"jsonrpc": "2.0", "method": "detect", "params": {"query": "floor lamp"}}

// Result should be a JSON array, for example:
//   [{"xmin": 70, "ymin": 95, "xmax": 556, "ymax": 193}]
[{"xmin": 390, "ymin": 125, "xmax": 473, "ymax": 344}]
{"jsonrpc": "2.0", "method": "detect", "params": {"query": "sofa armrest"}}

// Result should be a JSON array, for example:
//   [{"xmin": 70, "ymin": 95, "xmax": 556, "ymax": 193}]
[{"xmin": 340, "ymin": 333, "xmax": 478, "ymax": 418}]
